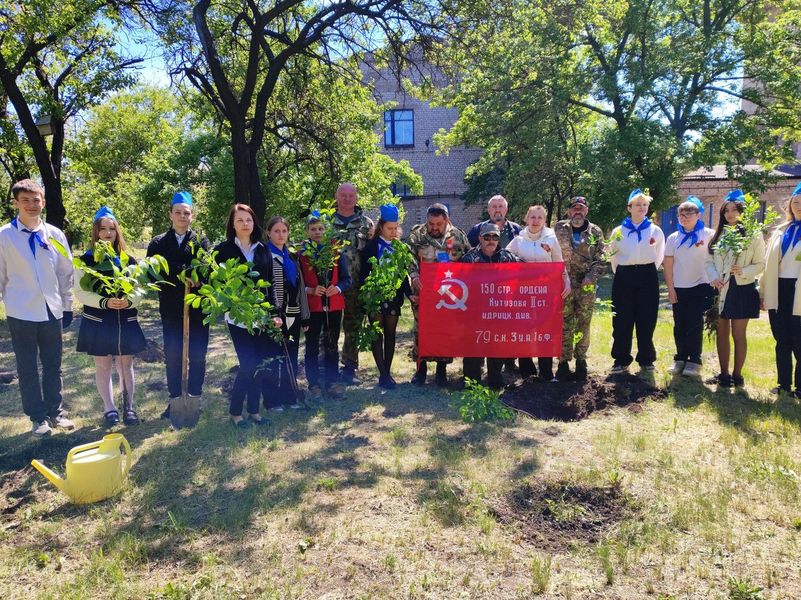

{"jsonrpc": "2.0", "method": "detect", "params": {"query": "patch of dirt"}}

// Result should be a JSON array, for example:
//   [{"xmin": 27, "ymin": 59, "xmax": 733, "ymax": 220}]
[
  {"xmin": 136, "ymin": 339, "xmax": 164, "ymax": 363},
  {"xmin": 501, "ymin": 374, "xmax": 665, "ymax": 421},
  {"xmin": 0, "ymin": 467, "xmax": 36, "ymax": 516},
  {"xmin": 489, "ymin": 480, "xmax": 629, "ymax": 551}
]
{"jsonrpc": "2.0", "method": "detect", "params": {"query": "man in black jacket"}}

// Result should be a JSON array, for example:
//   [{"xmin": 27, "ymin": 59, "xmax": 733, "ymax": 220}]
[{"xmin": 146, "ymin": 192, "xmax": 211, "ymax": 417}]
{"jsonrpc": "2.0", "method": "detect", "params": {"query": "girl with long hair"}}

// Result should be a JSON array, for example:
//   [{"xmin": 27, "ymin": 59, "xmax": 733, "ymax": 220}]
[
  {"xmin": 74, "ymin": 207, "xmax": 146, "ymax": 426},
  {"xmin": 704, "ymin": 190, "xmax": 766, "ymax": 387}
]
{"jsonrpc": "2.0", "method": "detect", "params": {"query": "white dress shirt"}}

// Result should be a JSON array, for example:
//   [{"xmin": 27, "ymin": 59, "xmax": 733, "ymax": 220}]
[
  {"xmin": 664, "ymin": 227, "xmax": 714, "ymax": 288},
  {"xmin": 609, "ymin": 221, "xmax": 665, "ymax": 272},
  {"xmin": 0, "ymin": 218, "xmax": 73, "ymax": 321}
]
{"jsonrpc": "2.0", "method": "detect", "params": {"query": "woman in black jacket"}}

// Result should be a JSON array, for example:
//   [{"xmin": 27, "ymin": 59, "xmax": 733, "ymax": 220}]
[
  {"xmin": 214, "ymin": 204, "xmax": 279, "ymax": 427},
  {"xmin": 263, "ymin": 216, "xmax": 310, "ymax": 409}
]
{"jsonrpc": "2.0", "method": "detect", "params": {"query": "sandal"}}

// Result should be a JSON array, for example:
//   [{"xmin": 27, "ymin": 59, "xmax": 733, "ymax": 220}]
[
  {"xmin": 123, "ymin": 408, "xmax": 140, "ymax": 425},
  {"xmin": 104, "ymin": 410, "xmax": 120, "ymax": 427}
]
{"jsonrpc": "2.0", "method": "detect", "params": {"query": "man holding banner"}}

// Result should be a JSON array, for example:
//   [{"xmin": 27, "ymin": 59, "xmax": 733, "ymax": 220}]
[
  {"xmin": 460, "ymin": 223, "xmax": 519, "ymax": 388},
  {"xmin": 417, "ymin": 234, "xmax": 564, "ymax": 378},
  {"xmin": 407, "ymin": 203, "xmax": 470, "ymax": 386}
]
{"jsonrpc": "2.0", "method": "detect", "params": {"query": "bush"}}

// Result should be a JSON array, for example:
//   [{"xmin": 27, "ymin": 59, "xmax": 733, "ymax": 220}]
[{"xmin": 454, "ymin": 379, "xmax": 515, "ymax": 423}]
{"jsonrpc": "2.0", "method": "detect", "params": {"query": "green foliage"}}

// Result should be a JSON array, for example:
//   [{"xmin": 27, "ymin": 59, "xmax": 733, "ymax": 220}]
[
  {"xmin": 727, "ymin": 577, "xmax": 764, "ymax": 600},
  {"xmin": 454, "ymin": 378, "xmax": 515, "ymax": 424},
  {"xmin": 184, "ymin": 246, "xmax": 279, "ymax": 338},
  {"xmin": 51, "ymin": 238, "xmax": 170, "ymax": 301},
  {"xmin": 355, "ymin": 238, "xmax": 415, "ymax": 350},
  {"xmin": 300, "ymin": 208, "xmax": 350, "ymax": 283}
]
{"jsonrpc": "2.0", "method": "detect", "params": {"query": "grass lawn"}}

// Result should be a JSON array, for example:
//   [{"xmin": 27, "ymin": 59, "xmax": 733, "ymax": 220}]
[{"xmin": 1, "ymin": 279, "xmax": 800, "ymax": 599}]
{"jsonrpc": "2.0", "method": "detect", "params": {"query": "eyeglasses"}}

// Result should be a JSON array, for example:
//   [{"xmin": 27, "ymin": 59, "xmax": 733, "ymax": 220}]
[{"xmin": 481, "ymin": 234, "xmax": 500, "ymax": 241}]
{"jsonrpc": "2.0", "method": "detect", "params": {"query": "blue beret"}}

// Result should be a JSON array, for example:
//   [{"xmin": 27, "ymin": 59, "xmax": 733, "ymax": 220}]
[
  {"xmin": 380, "ymin": 203, "xmax": 399, "ymax": 222},
  {"xmin": 93, "ymin": 206, "xmax": 117, "ymax": 222},
  {"xmin": 171, "ymin": 191, "xmax": 193, "ymax": 206},
  {"xmin": 627, "ymin": 188, "xmax": 652, "ymax": 204},
  {"xmin": 686, "ymin": 195, "xmax": 704, "ymax": 215},
  {"xmin": 307, "ymin": 209, "xmax": 322, "ymax": 224},
  {"xmin": 792, "ymin": 182, "xmax": 801, "ymax": 197},
  {"xmin": 725, "ymin": 189, "xmax": 745, "ymax": 203}
]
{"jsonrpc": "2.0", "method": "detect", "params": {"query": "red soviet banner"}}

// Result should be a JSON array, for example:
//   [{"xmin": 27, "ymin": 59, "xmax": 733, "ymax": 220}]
[{"xmin": 418, "ymin": 262, "xmax": 564, "ymax": 358}]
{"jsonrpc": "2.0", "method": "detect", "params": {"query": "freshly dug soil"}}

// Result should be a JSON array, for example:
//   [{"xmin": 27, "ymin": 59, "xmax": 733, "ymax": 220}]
[
  {"xmin": 490, "ymin": 479, "xmax": 629, "ymax": 551},
  {"xmin": 501, "ymin": 374, "xmax": 664, "ymax": 421},
  {"xmin": 136, "ymin": 339, "xmax": 165, "ymax": 363}
]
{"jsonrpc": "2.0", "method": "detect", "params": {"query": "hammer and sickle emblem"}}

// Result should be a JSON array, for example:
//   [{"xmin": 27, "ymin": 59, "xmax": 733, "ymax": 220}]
[{"xmin": 436, "ymin": 278, "xmax": 469, "ymax": 311}]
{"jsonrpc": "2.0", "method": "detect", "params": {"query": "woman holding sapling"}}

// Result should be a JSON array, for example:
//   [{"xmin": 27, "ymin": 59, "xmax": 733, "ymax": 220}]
[
  {"xmin": 300, "ymin": 211, "xmax": 350, "ymax": 401},
  {"xmin": 704, "ymin": 190, "xmax": 766, "ymax": 388},
  {"xmin": 760, "ymin": 182, "xmax": 801, "ymax": 396},
  {"xmin": 263, "ymin": 216, "xmax": 310, "ymax": 409},
  {"xmin": 74, "ymin": 207, "xmax": 146, "ymax": 427},
  {"xmin": 214, "ymin": 204, "xmax": 280, "ymax": 426},
  {"xmin": 360, "ymin": 204, "xmax": 411, "ymax": 389},
  {"xmin": 607, "ymin": 189, "xmax": 665, "ymax": 374},
  {"xmin": 507, "ymin": 204, "xmax": 571, "ymax": 381},
  {"xmin": 662, "ymin": 197, "xmax": 715, "ymax": 379}
]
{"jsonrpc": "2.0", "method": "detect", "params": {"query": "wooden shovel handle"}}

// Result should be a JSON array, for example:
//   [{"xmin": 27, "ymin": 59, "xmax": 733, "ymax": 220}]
[{"xmin": 181, "ymin": 281, "xmax": 190, "ymax": 397}]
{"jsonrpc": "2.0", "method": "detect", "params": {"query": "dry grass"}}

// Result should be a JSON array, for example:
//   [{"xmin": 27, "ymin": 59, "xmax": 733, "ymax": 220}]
[{"xmin": 1, "ymin": 280, "xmax": 800, "ymax": 599}]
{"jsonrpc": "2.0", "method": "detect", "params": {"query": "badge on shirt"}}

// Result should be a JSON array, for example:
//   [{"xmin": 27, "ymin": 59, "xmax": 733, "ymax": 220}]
[{"xmin": 436, "ymin": 251, "xmax": 449, "ymax": 263}]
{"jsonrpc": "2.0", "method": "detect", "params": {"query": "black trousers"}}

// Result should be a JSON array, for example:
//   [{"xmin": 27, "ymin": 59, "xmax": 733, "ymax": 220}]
[
  {"xmin": 7, "ymin": 314, "xmax": 64, "ymax": 423},
  {"xmin": 305, "ymin": 310, "xmax": 342, "ymax": 387},
  {"xmin": 263, "ymin": 318, "xmax": 301, "ymax": 408},
  {"xmin": 519, "ymin": 357, "xmax": 553, "ymax": 378},
  {"xmin": 611, "ymin": 263, "xmax": 659, "ymax": 366},
  {"xmin": 672, "ymin": 284, "xmax": 714, "ymax": 364},
  {"xmin": 227, "ymin": 324, "xmax": 269, "ymax": 416},
  {"xmin": 463, "ymin": 357, "xmax": 504, "ymax": 385},
  {"xmin": 768, "ymin": 278, "xmax": 801, "ymax": 391},
  {"xmin": 162, "ymin": 310, "xmax": 210, "ymax": 398}
]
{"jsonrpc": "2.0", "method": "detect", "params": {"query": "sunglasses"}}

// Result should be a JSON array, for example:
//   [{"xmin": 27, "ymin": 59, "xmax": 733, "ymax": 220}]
[{"xmin": 481, "ymin": 234, "xmax": 500, "ymax": 241}]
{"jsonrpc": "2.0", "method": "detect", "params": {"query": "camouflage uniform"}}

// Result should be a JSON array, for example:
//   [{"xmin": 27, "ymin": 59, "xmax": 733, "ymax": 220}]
[
  {"xmin": 331, "ymin": 207, "xmax": 374, "ymax": 371},
  {"xmin": 407, "ymin": 222, "xmax": 471, "ymax": 362},
  {"xmin": 553, "ymin": 219, "xmax": 606, "ymax": 362}
]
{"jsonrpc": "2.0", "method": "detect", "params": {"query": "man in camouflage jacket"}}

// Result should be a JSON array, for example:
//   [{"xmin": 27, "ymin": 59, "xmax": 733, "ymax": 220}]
[
  {"xmin": 407, "ymin": 203, "xmax": 471, "ymax": 386},
  {"xmin": 553, "ymin": 196, "xmax": 607, "ymax": 380},
  {"xmin": 331, "ymin": 182, "xmax": 374, "ymax": 385}
]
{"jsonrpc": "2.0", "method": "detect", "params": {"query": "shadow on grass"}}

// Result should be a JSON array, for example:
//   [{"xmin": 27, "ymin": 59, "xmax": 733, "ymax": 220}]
[{"xmin": 670, "ymin": 375, "xmax": 801, "ymax": 436}]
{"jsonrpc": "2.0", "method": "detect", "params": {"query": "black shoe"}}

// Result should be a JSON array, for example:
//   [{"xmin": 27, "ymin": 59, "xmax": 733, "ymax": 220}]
[
  {"xmin": 123, "ymin": 408, "xmax": 140, "ymax": 425},
  {"xmin": 503, "ymin": 359, "xmax": 520, "ymax": 375},
  {"xmin": 340, "ymin": 369, "xmax": 362, "ymax": 386},
  {"xmin": 378, "ymin": 374, "xmax": 396, "ymax": 390},
  {"xmin": 104, "ymin": 410, "xmax": 120, "ymax": 427},
  {"xmin": 555, "ymin": 361, "xmax": 573, "ymax": 382},
  {"xmin": 770, "ymin": 385, "xmax": 791, "ymax": 395},
  {"xmin": 732, "ymin": 375, "xmax": 745, "ymax": 388},
  {"xmin": 435, "ymin": 363, "xmax": 448, "ymax": 387},
  {"xmin": 411, "ymin": 363, "xmax": 428, "ymax": 385},
  {"xmin": 574, "ymin": 359, "xmax": 588, "ymax": 380},
  {"xmin": 707, "ymin": 373, "xmax": 733, "ymax": 388},
  {"xmin": 541, "ymin": 369, "xmax": 555, "ymax": 382}
]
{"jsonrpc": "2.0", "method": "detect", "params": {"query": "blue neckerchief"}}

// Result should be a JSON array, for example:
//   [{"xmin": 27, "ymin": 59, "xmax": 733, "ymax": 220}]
[
  {"xmin": 11, "ymin": 217, "xmax": 49, "ymax": 256},
  {"xmin": 782, "ymin": 220, "xmax": 801, "ymax": 257},
  {"xmin": 269, "ymin": 242, "xmax": 297, "ymax": 284},
  {"xmin": 377, "ymin": 237, "xmax": 393, "ymax": 259},
  {"xmin": 621, "ymin": 217, "xmax": 651, "ymax": 242},
  {"xmin": 677, "ymin": 220, "xmax": 705, "ymax": 248}
]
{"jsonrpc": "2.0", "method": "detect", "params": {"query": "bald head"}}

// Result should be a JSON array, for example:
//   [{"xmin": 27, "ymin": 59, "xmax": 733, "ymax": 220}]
[{"xmin": 335, "ymin": 182, "xmax": 358, "ymax": 217}]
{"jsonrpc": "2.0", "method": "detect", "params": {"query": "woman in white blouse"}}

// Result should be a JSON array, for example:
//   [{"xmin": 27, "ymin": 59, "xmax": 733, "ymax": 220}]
[
  {"xmin": 607, "ymin": 189, "xmax": 665, "ymax": 373},
  {"xmin": 759, "ymin": 183, "xmax": 801, "ymax": 395},
  {"xmin": 507, "ymin": 205, "xmax": 571, "ymax": 381},
  {"xmin": 704, "ymin": 190, "xmax": 765, "ymax": 388}
]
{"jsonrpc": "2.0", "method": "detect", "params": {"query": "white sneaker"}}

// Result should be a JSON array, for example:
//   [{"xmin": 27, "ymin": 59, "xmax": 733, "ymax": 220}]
[
  {"xmin": 32, "ymin": 421, "xmax": 52, "ymax": 437},
  {"xmin": 50, "ymin": 415, "xmax": 75, "ymax": 430},
  {"xmin": 682, "ymin": 362, "xmax": 702, "ymax": 378},
  {"xmin": 671, "ymin": 360, "xmax": 686, "ymax": 375},
  {"xmin": 610, "ymin": 364, "xmax": 628, "ymax": 374}
]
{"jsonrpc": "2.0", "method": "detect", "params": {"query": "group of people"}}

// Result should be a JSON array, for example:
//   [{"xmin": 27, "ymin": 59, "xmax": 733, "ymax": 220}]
[{"xmin": 3, "ymin": 177, "xmax": 801, "ymax": 437}]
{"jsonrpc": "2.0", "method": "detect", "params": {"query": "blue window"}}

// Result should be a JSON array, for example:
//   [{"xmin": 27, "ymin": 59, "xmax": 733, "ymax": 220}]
[{"xmin": 384, "ymin": 110, "xmax": 414, "ymax": 147}]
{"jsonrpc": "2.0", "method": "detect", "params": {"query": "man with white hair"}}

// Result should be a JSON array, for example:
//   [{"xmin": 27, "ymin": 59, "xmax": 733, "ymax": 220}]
[{"xmin": 467, "ymin": 194, "xmax": 522, "ymax": 248}]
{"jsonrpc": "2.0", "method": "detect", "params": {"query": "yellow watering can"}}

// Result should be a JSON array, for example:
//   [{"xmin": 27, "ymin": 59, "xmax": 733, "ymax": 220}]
[{"xmin": 31, "ymin": 433, "xmax": 132, "ymax": 504}]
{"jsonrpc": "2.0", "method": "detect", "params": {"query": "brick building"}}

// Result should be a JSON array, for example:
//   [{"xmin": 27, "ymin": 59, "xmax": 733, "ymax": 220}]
[{"xmin": 360, "ymin": 53, "xmax": 484, "ymax": 235}]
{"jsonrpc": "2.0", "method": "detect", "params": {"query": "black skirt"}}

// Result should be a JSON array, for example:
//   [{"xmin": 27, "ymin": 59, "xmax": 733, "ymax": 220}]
[
  {"xmin": 721, "ymin": 279, "xmax": 760, "ymax": 320},
  {"xmin": 77, "ymin": 305, "xmax": 147, "ymax": 356}
]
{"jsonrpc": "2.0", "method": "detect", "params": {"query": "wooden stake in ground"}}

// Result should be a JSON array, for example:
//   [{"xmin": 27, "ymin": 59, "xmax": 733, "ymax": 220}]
[{"xmin": 170, "ymin": 282, "xmax": 200, "ymax": 428}]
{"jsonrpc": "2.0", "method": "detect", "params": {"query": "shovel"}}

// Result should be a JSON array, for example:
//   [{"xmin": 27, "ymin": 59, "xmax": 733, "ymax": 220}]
[{"xmin": 170, "ymin": 281, "xmax": 200, "ymax": 428}]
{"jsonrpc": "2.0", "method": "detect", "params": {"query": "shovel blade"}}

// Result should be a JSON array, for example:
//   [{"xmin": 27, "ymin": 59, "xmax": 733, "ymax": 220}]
[{"xmin": 170, "ymin": 395, "xmax": 200, "ymax": 429}]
